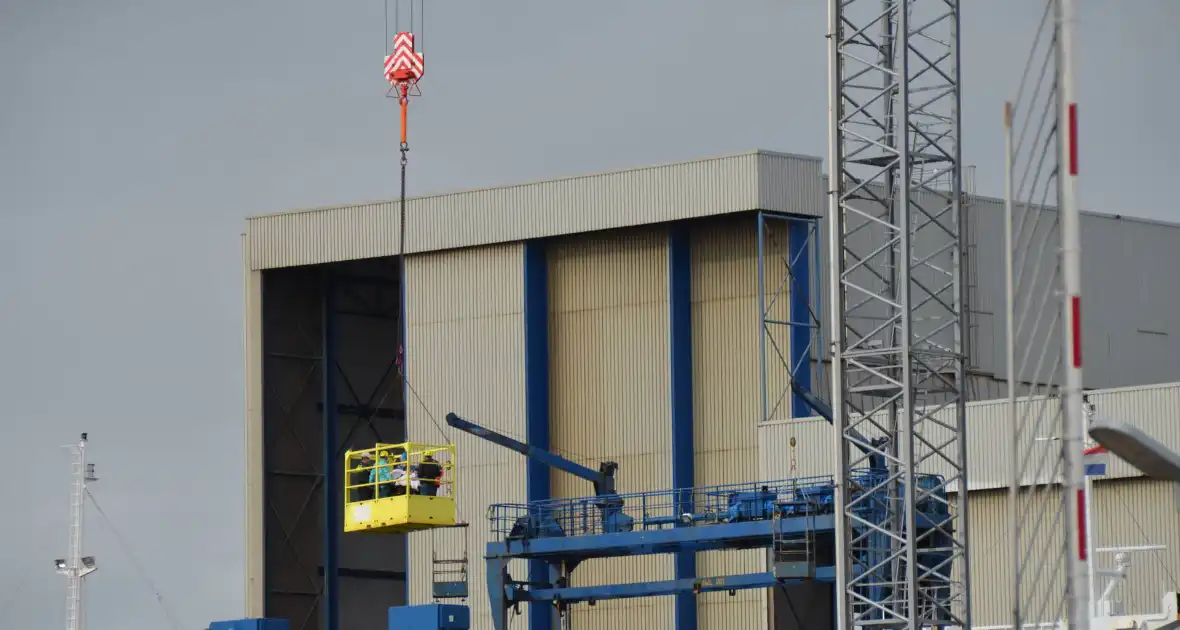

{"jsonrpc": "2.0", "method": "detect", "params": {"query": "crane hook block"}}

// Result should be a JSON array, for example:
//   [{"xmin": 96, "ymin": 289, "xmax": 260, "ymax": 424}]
[{"xmin": 344, "ymin": 442, "xmax": 457, "ymax": 534}]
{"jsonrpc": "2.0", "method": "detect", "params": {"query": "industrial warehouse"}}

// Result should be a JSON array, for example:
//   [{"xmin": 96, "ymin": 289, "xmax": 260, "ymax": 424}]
[{"xmin": 241, "ymin": 150, "xmax": 1180, "ymax": 630}]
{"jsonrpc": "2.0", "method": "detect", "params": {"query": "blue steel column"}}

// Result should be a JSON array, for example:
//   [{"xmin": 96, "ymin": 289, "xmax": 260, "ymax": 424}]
[
  {"xmin": 322, "ymin": 270, "xmax": 340, "ymax": 630},
  {"xmin": 523, "ymin": 240, "xmax": 554, "ymax": 630},
  {"xmin": 788, "ymin": 221, "xmax": 813, "ymax": 418},
  {"xmin": 668, "ymin": 223, "xmax": 697, "ymax": 630}
]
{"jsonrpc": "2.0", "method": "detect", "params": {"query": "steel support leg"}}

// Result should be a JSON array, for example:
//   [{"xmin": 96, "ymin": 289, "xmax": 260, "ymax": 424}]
[{"xmin": 668, "ymin": 223, "xmax": 698, "ymax": 630}]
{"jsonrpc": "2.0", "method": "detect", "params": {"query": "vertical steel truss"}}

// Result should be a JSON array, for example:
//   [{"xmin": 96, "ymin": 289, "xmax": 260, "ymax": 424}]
[
  {"xmin": 758, "ymin": 212, "xmax": 824, "ymax": 423},
  {"xmin": 263, "ymin": 268, "xmax": 405, "ymax": 630},
  {"xmin": 827, "ymin": 1, "xmax": 969, "ymax": 629}
]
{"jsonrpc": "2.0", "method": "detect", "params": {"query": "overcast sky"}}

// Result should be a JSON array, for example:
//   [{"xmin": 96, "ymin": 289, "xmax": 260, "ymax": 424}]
[{"xmin": 1, "ymin": 1, "xmax": 1177, "ymax": 629}]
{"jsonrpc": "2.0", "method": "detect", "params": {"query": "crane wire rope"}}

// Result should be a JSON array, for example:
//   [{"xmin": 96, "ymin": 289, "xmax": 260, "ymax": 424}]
[
  {"xmin": 377, "ymin": 0, "xmax": 598, "ymax": 464},
  {"xmin": 0, "ymin": 570, "xmax": 31, "ymax": 620},
  {"xmin": 83, "ymin": 488, "xmax": 184, "ymax": 630},
  {"xmin": 377, "ymin": 9, "xmax": 608, "ymax": 581}
]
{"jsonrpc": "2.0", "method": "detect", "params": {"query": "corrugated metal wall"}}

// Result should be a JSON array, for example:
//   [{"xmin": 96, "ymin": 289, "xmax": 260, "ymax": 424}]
[
  {"xmin": 760, "ymin": 382, "xmax": 1180, "ymax": 490},
  {"xmin": 806, "ymin": 189, "xmax": 1180, "ymax": 402},
  {"xmin": 1078, "ymin": 215, "xmax": 1180, "ymax": 389},
  {"xmin": 690, "ymin": 214, "xmax": 769, "ymax": 627},
  {"xmin": 966, "ymin": 478, "xmax": 1180, "ymax": 625},
  {"xmin": 245, "ymin": 151, "xmax": 823, "ymax": 270},
  {"xmin": 403, "ymin": 243, "xmax": 531, "ymax": 630},
  {"xmin": 959, "ymin": 488, "xmax": 1068, "ymax": 627},
  {"xmin": 548, "ymin": 226, "xmax": 674, "ymax": 629},
  {"xmin": 957, "ymin": 196, "xmax": 1180, "ymax": 389},
  {"xmin": 759, "ymin": 382, "xmax": 1180, "ymax": 626},
  {"xmin": 1090, "ymin": 478, "xmax": 1180, "ymax": 616},
  {"xmin": 243, "ymin": 235, "xmax": 265, "ymax": 617}
]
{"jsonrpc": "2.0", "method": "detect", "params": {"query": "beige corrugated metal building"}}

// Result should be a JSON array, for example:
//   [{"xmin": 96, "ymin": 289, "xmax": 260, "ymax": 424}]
[
  {"xmin": 242, "ymin": 149, "xmax": 1180, "ymax": 630},
  {"xmin": 759, "ymin": 382, "xmax": 1180, "ymax": 626}
]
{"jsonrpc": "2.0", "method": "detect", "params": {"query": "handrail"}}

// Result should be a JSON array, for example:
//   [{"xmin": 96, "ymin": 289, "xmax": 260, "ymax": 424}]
[{"xmin": 344, "ymin": 441, "xmax": 457, "ymax": 503}]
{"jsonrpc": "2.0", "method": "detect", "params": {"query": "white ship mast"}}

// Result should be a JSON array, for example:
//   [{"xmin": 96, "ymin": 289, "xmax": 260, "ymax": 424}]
[{"xmin": 55, "ymin": 432, "xmax": 98, "ymax": 630}]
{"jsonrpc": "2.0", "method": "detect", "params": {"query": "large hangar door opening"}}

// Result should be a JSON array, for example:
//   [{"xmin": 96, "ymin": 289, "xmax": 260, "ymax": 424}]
[{"xmin": 262, "ymin": 258, "xmax": 408, "ymax": 630}]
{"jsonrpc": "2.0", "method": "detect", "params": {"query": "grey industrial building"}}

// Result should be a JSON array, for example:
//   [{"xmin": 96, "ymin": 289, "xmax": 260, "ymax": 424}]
[{"xmin": 242, "ymin": 150, "xmax": 1180, "ymax": 630}]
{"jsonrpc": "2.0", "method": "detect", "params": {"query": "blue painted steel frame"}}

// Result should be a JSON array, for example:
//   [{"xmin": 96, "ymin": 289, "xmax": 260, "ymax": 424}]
[
  {"xmin": 522, "ymin": 240, "xmax": 554, "ymax": 630},
  {"xmin": 667, "ymin": 223, "xmax": 697, "ymax": 630},
  {"xmin": 757, "ymin": 212, "xmax": 822, "ymax": 421},
  {"xmin": 788, "ymin": 219, "xmax": 813, "ymax": 418},
  {"xmin": 517, "ymin": 568, "xmax": 837, "ymax": 605},
  {"xmin": 322, "ymin": 271, "xmax": 340, "ymax": 630},
  {"xmin": 484, "ymin": 515, "xmax": 840, "ymax": 630},
  {"xmin": 488, "ymin": 514, "xmax": 835, "ymax": 559}
]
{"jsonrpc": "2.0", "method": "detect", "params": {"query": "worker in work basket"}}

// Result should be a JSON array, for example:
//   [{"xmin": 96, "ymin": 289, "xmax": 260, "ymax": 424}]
[
  {"xmin": 417, "ymin": 452, "xmax": 443, "ymax": 496},
  {"xmin": 370, "ymin": 451, "xmax": 404, "ymax": 498},
  {"xmin": 350, "ymin": 453, "xmax": 375, "ymax": 501}
]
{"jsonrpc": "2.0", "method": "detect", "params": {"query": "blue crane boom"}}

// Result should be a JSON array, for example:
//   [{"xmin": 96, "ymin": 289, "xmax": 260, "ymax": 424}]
[
  {"xmin": 444, "ymin": 412, "xmax": 619, "ymax": 496},
  {"xmin": 444, "ymin": 412, "xmax": 634, "ymax": 537},
  {"xmin": 790, "ymin": 379, "xmax": 889, "ymax": 463}
]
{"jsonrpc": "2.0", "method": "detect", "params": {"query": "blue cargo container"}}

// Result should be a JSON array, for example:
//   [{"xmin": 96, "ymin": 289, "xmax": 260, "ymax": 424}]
[
  {"xmin": 388, "ymin": 603, "xmax": 470, "ymax": 629},
  {"xmin": 209, "ymin": 619, "xmax": 290, "ymax": 630}
]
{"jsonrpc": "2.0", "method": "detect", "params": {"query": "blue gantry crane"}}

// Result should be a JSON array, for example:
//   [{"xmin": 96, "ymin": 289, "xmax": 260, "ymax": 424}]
[{"xmin": 444, "ymin": 412, "xmax": 954, "ymax": 630}]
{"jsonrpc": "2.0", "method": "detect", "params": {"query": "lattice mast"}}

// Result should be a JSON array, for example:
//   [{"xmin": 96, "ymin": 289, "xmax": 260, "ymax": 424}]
[
  {"xmin": 57, "ymin": 433, "xmax": 98, "ymax": 630},
  {"xmin": 827, "ymin": 1, "xmax": 969, "ymax": 629}
]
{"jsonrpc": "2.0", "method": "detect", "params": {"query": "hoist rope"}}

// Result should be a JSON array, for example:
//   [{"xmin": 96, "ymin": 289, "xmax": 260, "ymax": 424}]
[{"xmin": 85, "ymin": 488, "xmax": 184, "ymax": 630}]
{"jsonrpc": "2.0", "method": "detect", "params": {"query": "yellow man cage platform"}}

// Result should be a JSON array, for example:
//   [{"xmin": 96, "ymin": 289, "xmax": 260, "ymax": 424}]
[{"xmin": 344, "ymin": 441, "xmax": 456, "ymax": 534}]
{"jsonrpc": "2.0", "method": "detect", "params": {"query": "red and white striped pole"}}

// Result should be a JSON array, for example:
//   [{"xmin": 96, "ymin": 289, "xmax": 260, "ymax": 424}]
[{"xmin": 1057, "ymin": 0, "xmax": 1089, "ymax": 627}]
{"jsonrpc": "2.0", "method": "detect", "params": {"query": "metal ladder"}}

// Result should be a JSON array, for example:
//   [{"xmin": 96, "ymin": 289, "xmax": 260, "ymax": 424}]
[
  {"xmin": 770, "ymin": 497, "xmax": 815, "ymax": 580},
  {"xmin": 431, "ymin": 522, "xmax": 471, "ymax": 600}
]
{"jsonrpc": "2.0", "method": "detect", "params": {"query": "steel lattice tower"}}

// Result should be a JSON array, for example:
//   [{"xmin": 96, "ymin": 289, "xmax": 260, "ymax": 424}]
[{"xmin": 826, "ymin": 1, "xmax": 970, "ymax": 629}]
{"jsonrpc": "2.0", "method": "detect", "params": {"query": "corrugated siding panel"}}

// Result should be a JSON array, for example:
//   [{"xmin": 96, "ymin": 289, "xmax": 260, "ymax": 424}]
[
  {"xmin": 245, "ymin": 151, "xmax": 824, "ymax": 270},
  {"xmin": 761, "ymin": 382, "xmax": 1180, "ymax": 491},
  {"xmin": 959, "ymin": 194, "xmax": 1180, "ymax": 389},
  {"xmin": 548, "ymin": 227, "xmax": 674, "ymax": 629},
  {"xmin": 243, "ymin": 235, "xmax": 266, "ymax": 617},
  {"xmin": 757, "ymin": 152, "xmax": 825, "ymax": 219},
  {"xmin": 959, "ymin": 488, "xmax": 1068, "ymax": 627},
  {"xmin": 1077, "ymin": 214, "xmax": 1180, "ymax": 389},
  {"xmin": 964, "ymin": 478, "xmax": 1180, "ymax": 625},
  {"xmin": 689, "ymin": 215, "xmax": 767, "ymax": 624},
  {"xmin": 757, "ymin": 419, "xmax": 833, "ymax": 481},
  {"xmin": 403, "ymin": 243, "xmax": 531, "ymax": 630},
  {"xmin": 1091, "ymin": 478, "xmax": 1180, "ymax": 615}
]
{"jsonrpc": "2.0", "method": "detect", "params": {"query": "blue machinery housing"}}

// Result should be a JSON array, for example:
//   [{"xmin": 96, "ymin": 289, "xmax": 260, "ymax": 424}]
[{"xmin": 446, "ymin": 412, "xmax": 954, "ymax": 630}]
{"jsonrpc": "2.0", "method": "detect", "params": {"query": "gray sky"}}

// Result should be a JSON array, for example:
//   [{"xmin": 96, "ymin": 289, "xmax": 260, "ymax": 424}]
[{"xmin": 1, "ymin": 1, "xmax": 1177, "ymax": 628}]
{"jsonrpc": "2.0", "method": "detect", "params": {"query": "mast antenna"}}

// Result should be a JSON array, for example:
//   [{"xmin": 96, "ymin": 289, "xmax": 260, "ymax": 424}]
[{"xmin": 55, "ymin": 432, "xmax": 98, "ymax": 630}]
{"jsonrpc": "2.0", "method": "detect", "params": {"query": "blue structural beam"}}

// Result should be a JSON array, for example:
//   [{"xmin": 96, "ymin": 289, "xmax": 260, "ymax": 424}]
[
  {"xmin": 322, "ymin": 271, "xmax": 340, "ymax": 630},
  {"xmin": 522, "ymin": 240, "xmax": 553, "ymax": 630},
  {"xmin": 513, "ymin": 568, "xmax": 838, "ymax": 605},
  {"xmin": 788, "ymin": 221, "xmax": 813, "ymax": 418},
  {"xmin": 487, "ymin": 515, "xmax": 836, "ymax": 560},
  {"xmin": 667, "ymin": 223, "xmax": 697, "ymax": 630},
  {"xmin": 446, "ymin": 415, "xmax": 603, "ymax": 486}
]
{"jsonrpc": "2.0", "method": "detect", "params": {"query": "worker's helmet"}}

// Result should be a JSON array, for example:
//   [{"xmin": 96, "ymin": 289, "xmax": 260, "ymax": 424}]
[{"xmin": 379, "ymin": 450, "xmax": 389, "ymax": 458}]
